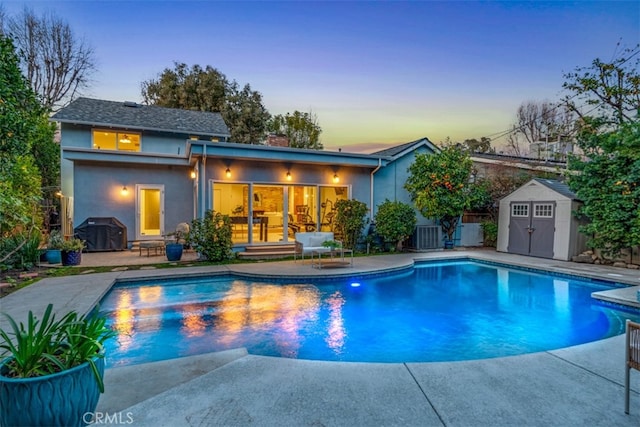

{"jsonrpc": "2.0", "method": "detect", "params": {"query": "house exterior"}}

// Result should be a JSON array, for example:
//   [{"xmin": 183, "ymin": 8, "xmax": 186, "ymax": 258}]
[
  {"xmin": 497, "ymin": 178, "xmax": 588, "ymax": 261},
  {"xmin": 52, "ymin": 98, "xmax": 440, "ymax": 250}
]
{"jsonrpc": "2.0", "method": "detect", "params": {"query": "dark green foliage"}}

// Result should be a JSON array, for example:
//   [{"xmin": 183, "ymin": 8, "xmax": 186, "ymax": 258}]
[
  {"xmin": 188, "ymin": 210, "xmax": 234, "ymax": 262},
  {"xmin": 0, "ymin": 35, "xmax": 49, "ymax": 242},
  {"xmin": 141, "ymin": 62, "xmax": 270, "ymax": 144},
  {"xmin": 568, "ymin": 121, "xmax": 640, "ymax": 257},
  {"xmin": 334, "ymin": 199, "xmax": 368, "ymax": 250},
  {"xmin": 373, "ymin": 200, "xmax": 417, "ymax": 251},
  {"xmin": 564, "ymin": 46, "xmax": 640, "ymax": 257},
  {"xmin": 480, "ymin": 221, "xmax": 499, "ymax": 247},
  {"xmin": 0, "ymin": 228, "xmax": 42, "ymax": 271}
]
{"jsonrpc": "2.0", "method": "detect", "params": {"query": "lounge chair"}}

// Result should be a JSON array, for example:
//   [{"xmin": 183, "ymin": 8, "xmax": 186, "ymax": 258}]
[{"xmin": 625, "ymin": 319, "xmax": 640, "ymax": 414}]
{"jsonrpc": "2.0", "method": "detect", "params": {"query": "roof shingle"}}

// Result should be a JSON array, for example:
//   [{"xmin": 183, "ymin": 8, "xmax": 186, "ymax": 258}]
[{"xmin": 52, "ymin": 98, "xmax": 230, "ymax": 137}]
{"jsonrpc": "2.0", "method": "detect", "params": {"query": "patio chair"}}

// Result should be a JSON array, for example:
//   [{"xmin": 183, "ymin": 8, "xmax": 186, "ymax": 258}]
[{"xmin": 625, "ymin": 319, "xmax": 640, "ymax": 414}]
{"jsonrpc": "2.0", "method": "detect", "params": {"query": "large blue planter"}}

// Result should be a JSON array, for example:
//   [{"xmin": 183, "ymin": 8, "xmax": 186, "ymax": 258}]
[
  {"xmin": 46, "ymin": 249, "xmax": 62, "ymax": 264},
  {"xmin": 0, "ymin": 356, "xmax": 104, "ymax": 427},
  {"xmin": 61, "ymin": 249, "xmax": 82, "ymax": 266},
  {"xmin": 165, "ymin": 243, "xmax": 183, "ymax": 261}
]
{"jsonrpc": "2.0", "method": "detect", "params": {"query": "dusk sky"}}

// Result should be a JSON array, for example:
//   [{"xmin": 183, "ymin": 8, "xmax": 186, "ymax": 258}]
[{"xmin": 4, "ymin": 1, "xmax": 639, "ymax": 152}]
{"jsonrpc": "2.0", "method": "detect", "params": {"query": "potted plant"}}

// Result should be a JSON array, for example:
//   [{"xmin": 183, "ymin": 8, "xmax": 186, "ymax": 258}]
[
  {"xmin": 46, "ymin": 230, "xmax": 64, "ymax": 264},
  {"xmin": 60, "ymin": 237, "xmax": 85, "ymax": 266},
  {"xmin": 0, "ymin": 304, "xmax": 116, "ymax": 426},
  {"xmin": 165, "ymin": 230, "xmax": 184, "ymax": 262},
  {"xmin": 321, "ymin": 240, "xmax": 342, "ymax": 251}
]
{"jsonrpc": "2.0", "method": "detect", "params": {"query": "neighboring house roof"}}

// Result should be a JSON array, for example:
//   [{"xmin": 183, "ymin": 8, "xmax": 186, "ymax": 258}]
[
  {"xmin": 370, "ymin": 137, "xmax": 439, "ymax": 158},
  {"xmin": 533, "ymin": 178, "xmax": 578, "ymax": 200},
  {"xmin": 52, "ymin": 97, "xmax": 230, "ymax": 138}
]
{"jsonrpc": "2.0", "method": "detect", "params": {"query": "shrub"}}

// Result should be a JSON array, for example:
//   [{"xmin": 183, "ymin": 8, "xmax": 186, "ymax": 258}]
[
  {"xmin": 334, "ymin": 199, "xmax": 368, "ymax": 250},
  {"xmin": 481, "ymin": 221, "xmax": 498, "ymax": 247},
  {"xmin": 188, "ymin": 210, "xmax": 233, "ymax": 262},
  {"xmin": 374, "ymin": 200, "xmax": 417, "ymax": 251}
]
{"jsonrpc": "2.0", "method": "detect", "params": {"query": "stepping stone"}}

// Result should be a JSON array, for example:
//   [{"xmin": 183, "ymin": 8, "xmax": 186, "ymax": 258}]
[
  {"xmin": 140, "ymin": 266, "xmax": 157, "ymax": 270},
  {"xmin": 111, "ymin": 267, "xmax": 129, "ymax": 272},
  {"xmin": 80, "ymin": 269, "xmax": 97, "ymax": 274}
]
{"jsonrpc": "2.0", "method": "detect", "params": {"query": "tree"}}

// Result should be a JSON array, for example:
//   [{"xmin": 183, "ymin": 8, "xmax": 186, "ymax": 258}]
[
  {"xmin": 505, "ymin": 101, "xmax": 576, "ymax": 157},
  {"xmin": 565, "ymin": 46, "xmax": 640, "ymax": 258},
  {"xmin": 141, "ymin": 62, "xmax": 270, "ymax": 144},
  {"xmin": 405, "ymin": 145, "xmax": 478, "ymax": 245},
  {"xmin": 563, "ymin": 44, "xmax": 640, "ymax": 130},
  {"xmin": 462, "ymin": 137, "xmax": 492, "ymax": 153},
  {"xmin": 373, "ymin": 200, "xmax": 416, "ymax": 251},
  {"xmin": 0, "ymin": 35, "xmax": 45, "ymax": 238},
  {"xmin": 141, "ymin": 63, "xmax": 228, "ymax": 112},
  {"xmin": 1, "ymin": 7, "xmax": 96, "ymax": 111},
  {"xmin": 223, "ymin": 81, "xmax": 270, "ymax": 144},
  {"xmin": 268, "ymin": 110, "xmax": 323, "ymax": 149}
]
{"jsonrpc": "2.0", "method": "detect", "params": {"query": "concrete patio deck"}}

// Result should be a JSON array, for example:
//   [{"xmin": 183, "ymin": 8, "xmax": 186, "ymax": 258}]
[{"xmin": 1, "ymin": 249, "xmax": 640, "ymax": 426}]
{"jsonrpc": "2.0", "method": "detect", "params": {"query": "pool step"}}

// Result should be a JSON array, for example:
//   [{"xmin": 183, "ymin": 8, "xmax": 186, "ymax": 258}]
[{"xmin": 97, "ymin": 348, "xmax": 248, "ymax": 414}]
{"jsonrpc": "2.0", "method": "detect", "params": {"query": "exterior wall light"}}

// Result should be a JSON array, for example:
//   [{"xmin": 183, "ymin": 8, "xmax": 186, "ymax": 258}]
[
  {"xmin": 333, "ymin": 173, "xmax": 340, "ymax": 183},
  {"xmin": 286, "ymin": 171, "xmax": 292, "ymax": 181},
  {"xmin": 121, "ymin": 186, "xmax": 128, "ymax": 196},
  {"xmin": 225, "ymin": 168, "xmax": 231, "ymax": 178},
  {"xmin": 190, "ymin": 170, "xmax": 197, "ymax": 179}
]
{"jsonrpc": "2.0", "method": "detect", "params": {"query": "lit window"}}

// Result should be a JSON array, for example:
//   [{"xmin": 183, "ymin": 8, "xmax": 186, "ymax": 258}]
[{"xmin": 92, "ymin": 130, "xmax": 141, "ymax": 152}]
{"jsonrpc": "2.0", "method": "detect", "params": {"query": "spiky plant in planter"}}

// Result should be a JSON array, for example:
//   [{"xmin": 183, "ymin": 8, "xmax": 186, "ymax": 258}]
[{"xmin": 0, "ymin": 304, "xmax": 116, "ymax": 426}]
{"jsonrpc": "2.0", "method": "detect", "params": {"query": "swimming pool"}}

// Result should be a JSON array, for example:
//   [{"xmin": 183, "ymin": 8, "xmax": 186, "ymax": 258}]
[{"xmin": 99, "ymin": 260, "xmax": 640, "ymax": 367}]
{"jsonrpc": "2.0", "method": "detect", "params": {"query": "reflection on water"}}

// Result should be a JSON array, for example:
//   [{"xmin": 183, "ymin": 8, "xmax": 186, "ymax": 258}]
[{"xmin": 325, "ymin": 291, "xmax": 345, "ymax": 352}]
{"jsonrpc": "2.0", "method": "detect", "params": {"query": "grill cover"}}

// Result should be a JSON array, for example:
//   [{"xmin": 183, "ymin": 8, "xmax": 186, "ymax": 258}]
[{"xmin": 75, "ymin": 217, "xmax": 127, "ymax": 252}]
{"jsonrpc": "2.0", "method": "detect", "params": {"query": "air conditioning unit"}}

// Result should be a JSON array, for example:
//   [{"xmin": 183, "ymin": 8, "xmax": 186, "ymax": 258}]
[{"xmin": 408, "ymin": 226, "xmax": 440, "ymax": 250}]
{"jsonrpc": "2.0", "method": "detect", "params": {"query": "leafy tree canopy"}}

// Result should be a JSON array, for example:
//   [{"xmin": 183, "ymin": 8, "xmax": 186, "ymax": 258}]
[
  {"xmin": 405, "ymin": 145, "xmax": 478, "ymax": 242},
  {"xmin": 462, "ymin": 137, "xmax": 493, "ymax": 153},
  {"xmin": 0, "ymin": 35, "xmax": 46, "ymax": 236},
  {"xmin": 141, "ymin": 62, "xmax": 270, "ymax": 144},
  {"xmin": 268, "ymin": 111, "xmax": 323, "ymax": 149},
  {"xmin": 565, "ymin": 45, "xmax": 640, "ymax": 257}
]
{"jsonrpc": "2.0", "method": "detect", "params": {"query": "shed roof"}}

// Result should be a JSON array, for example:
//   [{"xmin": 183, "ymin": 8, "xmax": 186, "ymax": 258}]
[
  {"xmin": 52, "ymin": 97, "xmax": 230, "ymax": 137},
  {"xmin": 533, "ymin": 178, "xmax": 578, "ymax": 200}
]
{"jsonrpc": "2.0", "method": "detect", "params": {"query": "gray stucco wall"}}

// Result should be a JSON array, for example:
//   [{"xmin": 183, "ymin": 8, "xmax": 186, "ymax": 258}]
[
  {"xmin": 72, "ymin": 162, "xmax": 194, "ymax": 242},
  {"xmin": 372, "ymin": 145, "xmax": 437, "ymax": 227}
]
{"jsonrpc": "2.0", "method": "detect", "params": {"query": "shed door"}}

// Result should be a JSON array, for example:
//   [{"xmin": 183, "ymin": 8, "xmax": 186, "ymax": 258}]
[{"xmin": 508, "ymin": 202, "xmax": 555, "ymax": 258}]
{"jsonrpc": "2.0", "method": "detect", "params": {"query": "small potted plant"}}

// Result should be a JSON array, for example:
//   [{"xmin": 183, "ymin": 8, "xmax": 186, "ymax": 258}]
[
  {"xmin": 60, "ymin": 237, "xmax": 85, "ymax": 266},
  {"xmin": 46, "ymin": 230, "xmax": 64, "ymax": 264},
  {"xmin": 322, "ymin": 240, "xmax": 343, "ymax": 251},
  {"xmin": 0, "ymin": 304, "xmax": 116, "ymax": 426}
]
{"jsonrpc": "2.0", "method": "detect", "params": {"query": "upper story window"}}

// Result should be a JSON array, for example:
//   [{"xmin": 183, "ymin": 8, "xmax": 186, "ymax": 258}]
[{"xmin": 92, "ymin": 130, "xmax": 141, "ymax": 152}]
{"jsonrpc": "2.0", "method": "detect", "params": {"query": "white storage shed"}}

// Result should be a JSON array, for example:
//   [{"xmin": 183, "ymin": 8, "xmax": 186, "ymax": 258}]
[{"xmin": 497, "ymin": 178, "xmax": 588, "ymax": 261}]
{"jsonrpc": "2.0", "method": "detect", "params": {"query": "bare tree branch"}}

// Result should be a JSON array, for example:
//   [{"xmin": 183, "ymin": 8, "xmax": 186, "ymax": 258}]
[{"xmin": 4, "ymin": 7, "xmax": 95, "ymax": 111}]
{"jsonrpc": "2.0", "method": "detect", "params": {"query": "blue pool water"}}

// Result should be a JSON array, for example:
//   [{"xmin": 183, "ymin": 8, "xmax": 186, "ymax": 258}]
[{"xmin": 99, "ymin": 260, "xmax": 640, "ymax": 367}]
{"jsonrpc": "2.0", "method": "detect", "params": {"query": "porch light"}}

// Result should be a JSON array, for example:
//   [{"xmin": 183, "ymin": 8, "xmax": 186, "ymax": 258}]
[
  {"xmin": 121, "ymin": 186, "xmax": 128, "ymax": 196},
  {"xmin": 55, "ymin": 191, "xmax": 63, "ymax": 198},
  {"xmin": 190, "ymin": 170, "xmax": 197, "ymax": 179},
  {"xmin": 225, "ymin": 168, "xmax": 231, "ymax": 178},
  {"xmin": 333, "ymin": 173, "xmax": 340, "ymax": 183},
  {"xmin": 286, "ymin": 171, "xmax": 292, "ymax": 181}
]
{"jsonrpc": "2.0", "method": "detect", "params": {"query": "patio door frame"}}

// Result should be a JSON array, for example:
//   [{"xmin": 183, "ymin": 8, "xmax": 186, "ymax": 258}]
[{"xmin": 135, "ymin": 184, "xmax": 165, "ymax": 240}]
